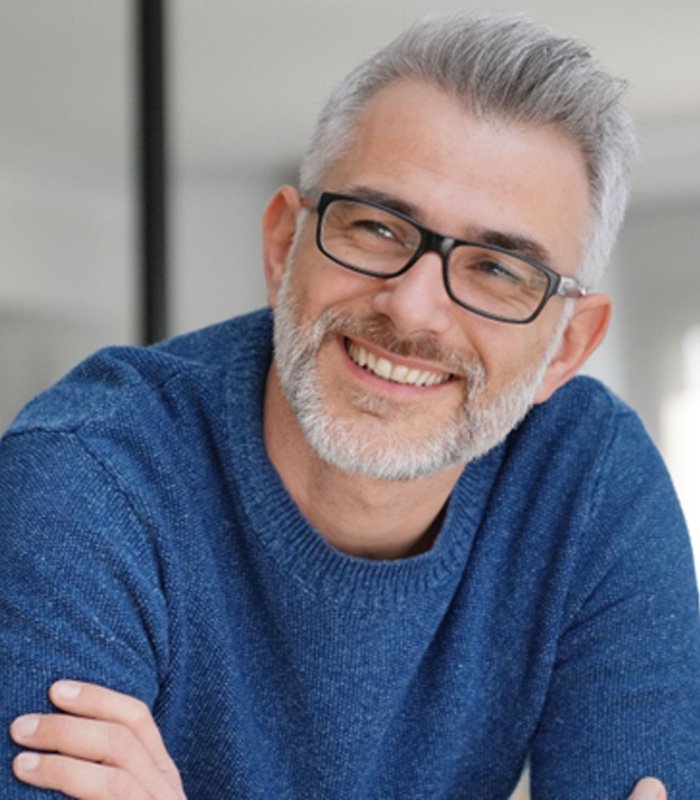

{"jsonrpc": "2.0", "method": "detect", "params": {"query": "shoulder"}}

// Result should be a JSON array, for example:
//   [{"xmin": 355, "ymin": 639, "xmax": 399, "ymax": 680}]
[
  {"xmin": 521, "ymin": 375, "xmax": 679, "ymax": 519},
  {"xmin": 529, "ymin": 374, "xmax": 633, "ymax": 430},
  {"xmin": 492, "ymin": 375, "xmax": 689, "ymax": 582},
  {"xmin": 516, "ymin": 374, "xmax": 658, "ymax": 477},
  {"xmin": 513, "ymin": 375, "xmax": 695, "ymax": 608},
  {"xmin": 0, "ymin": 309, "xmax": 272, "ymax": 533},
  {"xmin": 5, "ymin": 309, "xmax": 272, "ymax": 438}
]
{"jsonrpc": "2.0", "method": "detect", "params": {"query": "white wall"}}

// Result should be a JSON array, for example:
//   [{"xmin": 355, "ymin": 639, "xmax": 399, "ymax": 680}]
[{"xmin": 0, "ymin": 1, "xmax": 134, "ymax": 428}]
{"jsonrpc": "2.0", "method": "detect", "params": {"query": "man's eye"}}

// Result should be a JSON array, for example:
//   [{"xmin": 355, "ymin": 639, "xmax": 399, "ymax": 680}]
[
  {"xmin": 474, "ymin": 259, "xmax": 523, "ymax": 285},
  {"xmin": 353, "ymin": 220, "xmax": 398, "ymax": 241}
]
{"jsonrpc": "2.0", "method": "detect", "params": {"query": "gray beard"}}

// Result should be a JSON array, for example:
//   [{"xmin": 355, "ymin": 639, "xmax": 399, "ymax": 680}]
[{"xmin": 272, "ymin": 265, "xmax": 557, "ymax": 482}]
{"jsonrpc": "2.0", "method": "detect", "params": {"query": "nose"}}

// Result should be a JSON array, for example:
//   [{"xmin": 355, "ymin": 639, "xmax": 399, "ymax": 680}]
[{"xmin": 370, "ymin": 251, "xmax": 453, "ymax": 337}]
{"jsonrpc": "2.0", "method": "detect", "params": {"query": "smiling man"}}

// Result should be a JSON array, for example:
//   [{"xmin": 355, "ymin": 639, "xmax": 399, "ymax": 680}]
[
  {"xmin": 2, "ymin": 11, "xmax": 699, "ymax": 800},
  {"xmin": 262, "ymin": 78, "xmax": 601, "ymax": 561}
]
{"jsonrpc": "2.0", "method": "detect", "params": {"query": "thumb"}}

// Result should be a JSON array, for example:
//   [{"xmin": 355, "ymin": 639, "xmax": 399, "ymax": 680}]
[{"xmin": 628, "ymin": 777, "xmax": 667, "ymax": 800}]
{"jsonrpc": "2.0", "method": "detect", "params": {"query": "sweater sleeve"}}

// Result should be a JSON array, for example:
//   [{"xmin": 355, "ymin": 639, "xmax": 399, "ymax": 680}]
[
  {"xmin": 529, "ymin": 411, "xmax": 700, "ymax": 800},
  {"xmin": 0, "ymin": 428, "xmax": 169, "ymax": 799}
]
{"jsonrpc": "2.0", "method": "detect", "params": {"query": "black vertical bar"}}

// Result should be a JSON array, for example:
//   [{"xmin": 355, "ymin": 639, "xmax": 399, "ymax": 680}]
[{"xmin": 136, "ymin": 0, "xmax": 168, "ymax": 344}]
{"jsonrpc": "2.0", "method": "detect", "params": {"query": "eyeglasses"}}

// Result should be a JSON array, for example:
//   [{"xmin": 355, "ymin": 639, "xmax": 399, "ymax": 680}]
[{"xmin": 308, "ymin": 192, "xmax": 587, "ymax": 324}]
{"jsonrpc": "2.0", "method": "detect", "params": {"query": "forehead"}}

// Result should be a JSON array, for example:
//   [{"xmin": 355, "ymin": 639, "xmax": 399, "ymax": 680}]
[{"xmin": 321, "ymin": 80, "xmax": 591, "ymax": 271}]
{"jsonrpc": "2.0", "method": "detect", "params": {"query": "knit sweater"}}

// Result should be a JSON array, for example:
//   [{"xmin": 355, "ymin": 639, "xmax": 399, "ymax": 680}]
[{"xmin": 1, "ymin": 309, "xmax": 698, "ymax": 799}]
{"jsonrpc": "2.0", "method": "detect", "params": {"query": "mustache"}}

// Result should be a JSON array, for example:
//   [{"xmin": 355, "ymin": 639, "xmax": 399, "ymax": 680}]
[{"xmin": 309, "ymin": 307, "xmax": 486, "ymax": 383}]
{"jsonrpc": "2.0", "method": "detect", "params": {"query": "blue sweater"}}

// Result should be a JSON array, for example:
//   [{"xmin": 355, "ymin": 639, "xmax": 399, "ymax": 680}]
[{"xmin": 1, "ymin": 309, "xmax": 699, "ymax": 799}]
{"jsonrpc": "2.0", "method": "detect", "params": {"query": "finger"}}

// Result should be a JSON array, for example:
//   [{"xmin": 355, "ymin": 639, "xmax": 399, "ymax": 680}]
[
  {"xmin": 49, "ymin": 680, "xmax": 182, "ymax": 790},
  {"xmin": 13, "ymin": 750, "xmax": 152, "ymax": 800},
  {"xmin": 10, "ymin": 713, "xmax": 179, "ymax": 799},
  {"xmin": 628, "ymin": 777, "xmax": 667, "ymax": 800}
]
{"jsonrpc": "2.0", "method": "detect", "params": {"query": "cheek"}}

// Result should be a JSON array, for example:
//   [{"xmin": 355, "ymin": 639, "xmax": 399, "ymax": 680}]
[
  {"xmin": 292, "ymin": 258, "xmax": 382, "ymax": 319},
  {"xmin": 466, "ymin": 321, "xmax": 555, "ymax": 390}
]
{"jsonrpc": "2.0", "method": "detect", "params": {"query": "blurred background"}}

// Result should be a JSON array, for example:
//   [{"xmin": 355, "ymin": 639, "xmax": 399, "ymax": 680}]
[{"xmin": 1, "ymin": 0, "xmax": 698, "ymax": 567}]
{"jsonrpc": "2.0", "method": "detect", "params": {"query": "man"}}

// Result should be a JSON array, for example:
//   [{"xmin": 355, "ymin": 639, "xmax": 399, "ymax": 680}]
[{"xmin": 2, "ymin": 11, "xmax": 698, "ymax": 799}]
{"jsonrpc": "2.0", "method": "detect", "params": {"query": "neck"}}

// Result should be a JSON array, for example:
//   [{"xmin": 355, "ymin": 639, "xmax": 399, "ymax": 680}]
[{"xmin": 263, "ymin": 364, "xmax": 463, "ymax": 560}]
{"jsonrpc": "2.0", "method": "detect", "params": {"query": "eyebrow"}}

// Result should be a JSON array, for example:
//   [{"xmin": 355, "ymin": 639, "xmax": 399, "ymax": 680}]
[
  {"xmin": 478, "ymin": 231, "xmax": 552, "ymax": 266},
  {"xmin": 341, "ymin": 184, "xmax": 553, "ymax": 266}
]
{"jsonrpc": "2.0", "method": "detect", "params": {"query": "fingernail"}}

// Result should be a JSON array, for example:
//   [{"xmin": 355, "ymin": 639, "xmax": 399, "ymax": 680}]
[
  {"xmin": 630, "ymin": 779, "xmax": 665, "ymax": 800},
  {"xmin": 12, "ymin": 715, "xmax": 39, "ymax": 740},
  {"xmin": 15, "ymin": 752, "xmax": 40, "ymax": 772},
  {"xmin": 54, "ymin": 680, "xmax": 81, "ymax": 700},
  {"xmin": 633, "ymin": 790, "xmax": 661, "ymax": 800}
]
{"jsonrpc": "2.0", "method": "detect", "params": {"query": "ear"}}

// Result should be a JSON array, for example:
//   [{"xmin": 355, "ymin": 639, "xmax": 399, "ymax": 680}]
[
  {"xmin": 262, "ymin": 185, "xmax": 302, "ymax": 309},
  {"xmin": 533, "ymin": 293, "xmax": 612, "ymax": 404}
]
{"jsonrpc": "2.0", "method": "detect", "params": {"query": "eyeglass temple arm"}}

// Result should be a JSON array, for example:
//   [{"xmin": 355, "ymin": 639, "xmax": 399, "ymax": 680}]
[{"xmin": 557, "ymin": 275, "xmax": 588, "ymax": 298}]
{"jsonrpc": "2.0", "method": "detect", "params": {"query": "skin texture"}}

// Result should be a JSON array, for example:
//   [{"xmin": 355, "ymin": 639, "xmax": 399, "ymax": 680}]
[{"xmin": 8, "ymin": 82, "xmax": 667, "ymax": 797}]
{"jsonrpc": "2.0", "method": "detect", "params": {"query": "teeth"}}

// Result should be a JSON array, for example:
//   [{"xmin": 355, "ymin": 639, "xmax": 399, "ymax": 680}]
[
  {"xmin": 391, "ymin": 365, "xmax": 409, "ymax": 382},
  {"xmin": 374, "ymin": 357, "xmax": 392, "ymax": 380},
  {"xmin": 406, "ymin": 368, "xmax": 420, "ymax": 384},
  {"xmin": 347, "ymin": 342, "xmax": 451, "ymax": 387}
]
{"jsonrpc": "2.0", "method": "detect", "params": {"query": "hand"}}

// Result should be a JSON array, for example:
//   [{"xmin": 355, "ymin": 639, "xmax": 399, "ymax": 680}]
[
  {"xmin": 10, "ymin": 680, "xmax": 185, "ymax": 799},
  {"xmin": 629, "ymin": 777, "xmax": 667, "ymax": 799}
]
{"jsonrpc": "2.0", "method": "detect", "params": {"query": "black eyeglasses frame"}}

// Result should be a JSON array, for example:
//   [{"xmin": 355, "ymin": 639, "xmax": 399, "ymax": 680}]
[{"xmin": 307, "ymin": 191, "xmax": 587, "ymax": 325}]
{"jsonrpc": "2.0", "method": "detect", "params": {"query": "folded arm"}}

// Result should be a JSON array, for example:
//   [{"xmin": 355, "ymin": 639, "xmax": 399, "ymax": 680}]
[{"xmin": 10, "ymin": 681, "xmax": 664, "ymax": 800}]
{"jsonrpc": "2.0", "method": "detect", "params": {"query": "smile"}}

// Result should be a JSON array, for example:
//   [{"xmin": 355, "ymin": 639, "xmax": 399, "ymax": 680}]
[{"xmin": 345, "ymin": 339, "xmax": 453, "ymax": 387}]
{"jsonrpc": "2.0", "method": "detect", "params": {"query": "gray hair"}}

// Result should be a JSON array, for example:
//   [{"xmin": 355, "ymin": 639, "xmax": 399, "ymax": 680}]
[{"xmin": 299, "ymin": 12, "xmax": 637, "ymax": 287}]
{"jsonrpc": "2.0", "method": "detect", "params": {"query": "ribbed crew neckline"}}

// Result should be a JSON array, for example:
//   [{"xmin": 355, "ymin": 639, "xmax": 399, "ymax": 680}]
[{"xmin": 224, "ymin": 310, "xmax": 505, "ymax": 609}]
